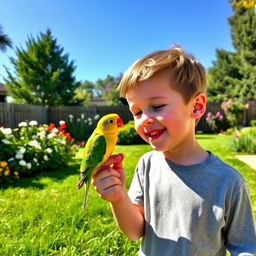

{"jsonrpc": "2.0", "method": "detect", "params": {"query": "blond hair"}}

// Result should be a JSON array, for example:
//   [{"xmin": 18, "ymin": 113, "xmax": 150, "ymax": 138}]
[{"xmin": 118, "ymin": 45, "xmax": 207, "ymax": 104}]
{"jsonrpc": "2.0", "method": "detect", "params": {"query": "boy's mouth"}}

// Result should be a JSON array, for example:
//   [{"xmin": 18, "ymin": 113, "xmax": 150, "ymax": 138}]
[{"xmin": 144, "ymin": 129, "xmax": 166, "ymax": 141}]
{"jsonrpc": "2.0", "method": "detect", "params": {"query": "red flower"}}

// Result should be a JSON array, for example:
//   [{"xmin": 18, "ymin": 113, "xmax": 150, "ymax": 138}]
[
  {"xmin": 48, "ymin": 123, "xmax": 56, "ymax": 132},
  {"xmin": 77, "ymin": 141, "xmax": 85, "ymax": 146}
]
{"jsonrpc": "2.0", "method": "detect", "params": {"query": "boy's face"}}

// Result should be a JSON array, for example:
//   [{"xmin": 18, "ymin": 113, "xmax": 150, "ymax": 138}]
[{"xmin": 126, "ymin": 72, "xmax": 198, "ymax": 155}]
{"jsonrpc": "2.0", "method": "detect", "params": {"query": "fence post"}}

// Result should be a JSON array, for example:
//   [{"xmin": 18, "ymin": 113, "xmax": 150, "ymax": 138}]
[{"xmin": 7, "ymin": 104, "xmax": 15, "ymax": 128}]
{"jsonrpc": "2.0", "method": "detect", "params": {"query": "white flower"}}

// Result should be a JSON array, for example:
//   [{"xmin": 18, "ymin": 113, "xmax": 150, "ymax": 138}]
[
  {"xmin": 15, "ymin": 154, "xmax": 23, "ymax": 159},
  {"xmin": 0, "ymin": 128, "xmax": 12, "ymax": 135},
  {"xmin": 44, "ymin": 155, "xmax": 49, "ymax": 161},
  {"xmin": 68, "ymin": 114, "xmax": 73, "ymax": 120},
  {"xmin": 38, "ymin": 127, "xmax": 45, "ymax": 132},
  {"xmin": 29, "ymin": 120, "xmax": 38, "ymax": 126},
  {"xmin": 19, "ymin": 160, "xmax": 27, "ymax": 166},
  {"xmin": 26, "ymin": 163, "xmax": 32, "ymax": 169},
  {"xmin": 32, "ymin": 135, "xmax": 38, "ymax": 140},
  {"xmin": 56, "ymin": 139, "xmax": 66, "ymax": 144},
  {"xmin": 18, "ymin": 122, "xmax": 27, "ymax": 127},
  {"xmin": 33, "ymin": 158, "xmax": 38, "ymax": 163},
  {"xmin": 1, "ymin": 139, "xmax": 10, "ymax": 144},
  {"xmin": 94, "ymin": 114, "xmax": 100, "ymax": 120},
  {"xmin": 51, "ymin": 128, "xmax": 59, "ymax": 133},
  {"xmin": 38, "ymin": 131, "xmax": 46, "ymax": 138},
  {"xmin": 8, "ymin": 158, "xmax": 14, "ymax": 162},
  {"xmin": 47, "ymin": 133, "xmax": 56, "ymax": 139},
  {"xmin": 89, "ymin": 122, "xmax": 92, "ymax": 126},
  {"xmin": 18, "ymin": 148, "xmax": 26, "ymax": 154},
  {"xmin": 81, "ymin": 114, "xmax": 85, "ymax": 119},
  {"xmin": 28, "ymin": 140, "xmax": 42, "ymax": 150},
  {"xmin": 88, "ymin": 118, "xmax": 92, "ymax": 122},
  {"xmin": 59, "ymin": 120, "xmax": 65, "ymax": 125},
  {"xmin": 46, "ymin": 148, "xmax": 53, "ymax": 154}
]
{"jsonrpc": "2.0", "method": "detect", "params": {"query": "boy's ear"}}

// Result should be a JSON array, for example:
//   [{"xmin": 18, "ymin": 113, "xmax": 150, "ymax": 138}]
[{"xmin": 191, "ymin": 93, "xmax": 207, "ymax": 119}]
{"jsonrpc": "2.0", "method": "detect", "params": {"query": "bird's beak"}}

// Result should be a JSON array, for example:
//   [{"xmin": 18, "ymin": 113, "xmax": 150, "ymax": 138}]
[{"xmin": 117, "ymin": 118, "xmax": 123, "ymax": 127}]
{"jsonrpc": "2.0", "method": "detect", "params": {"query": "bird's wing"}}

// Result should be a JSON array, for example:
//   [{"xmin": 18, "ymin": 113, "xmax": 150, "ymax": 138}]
[{"xmin": 80, "ymin": 134, "xmax": 107, "ymax": 175}]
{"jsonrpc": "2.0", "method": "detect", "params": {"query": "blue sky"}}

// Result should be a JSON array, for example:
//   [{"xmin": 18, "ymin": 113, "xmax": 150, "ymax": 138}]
[{"xmin": 1, "ymin": 0, "xmax": 234, "ymax": 84}]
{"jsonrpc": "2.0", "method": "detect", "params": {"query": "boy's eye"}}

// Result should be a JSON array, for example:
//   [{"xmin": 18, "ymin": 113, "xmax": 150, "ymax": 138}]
[{"xmin": 152, "ymin": 104, "xmax": 166, "ymax": 110}]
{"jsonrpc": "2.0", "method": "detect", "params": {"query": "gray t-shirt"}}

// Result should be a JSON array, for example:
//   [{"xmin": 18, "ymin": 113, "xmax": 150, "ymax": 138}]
[{"xmin": 128, "ymin": 151, "xmax": 256, "ymax": 256}]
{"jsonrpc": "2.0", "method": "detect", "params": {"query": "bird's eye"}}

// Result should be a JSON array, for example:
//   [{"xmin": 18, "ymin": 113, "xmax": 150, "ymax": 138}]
[{"xmin": 108, "ymin": 119, "xmax": 114, "ymax": 124}]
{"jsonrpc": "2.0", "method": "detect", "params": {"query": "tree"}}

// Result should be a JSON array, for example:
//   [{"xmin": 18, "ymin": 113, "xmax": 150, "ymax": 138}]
[
  {"xmin": 207, "ymin": 49, "xmax": 242, "ymax": 102},
  {"xmin": 0, "ymin": 25, "xmax": 12, "ymax": 52},
  {"xmin": 207, "ymin": 4, "xmax": 256, "ymax": 101},
  {"xmin": 94, "ymin": 74, "xmax": 124, "ymax": 105},
  {"xmin": 231, "ymin": 0, "xmax": 256, "ymax": 10},
  {"xmin": 4, "ymin": 29, "xmax": 81, "ymax": 106},
  {"xmin": 74, "ymin": 80, "xmax": 94, "ymax": 105},
  {"xmin": 229, "ymin": 5, "xmax": 256, "ymax": 100}
]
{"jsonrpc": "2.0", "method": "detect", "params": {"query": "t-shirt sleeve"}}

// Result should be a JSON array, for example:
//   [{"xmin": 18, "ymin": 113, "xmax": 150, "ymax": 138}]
[
  {"xmin": 225, "ymin": 181, "xmax": 256, "ymax": 256},
  {"xmin": 128, "ymin": 157, "xmax": 145, "ymax": 207}
]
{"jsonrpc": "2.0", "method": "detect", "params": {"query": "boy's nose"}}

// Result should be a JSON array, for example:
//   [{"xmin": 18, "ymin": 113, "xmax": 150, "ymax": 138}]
[{"xmin": 141, "ymin": 113, "xmax": 154, "ymax": 126}]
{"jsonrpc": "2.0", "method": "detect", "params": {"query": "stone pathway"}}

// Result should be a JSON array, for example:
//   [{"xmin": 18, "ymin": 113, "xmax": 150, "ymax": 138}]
[{"xmin": 235, "ymin": 155, "xmax": 256, "ymax": 170}]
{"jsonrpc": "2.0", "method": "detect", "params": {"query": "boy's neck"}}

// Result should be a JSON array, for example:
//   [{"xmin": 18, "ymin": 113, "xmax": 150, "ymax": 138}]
[{"xmin": 163, "ymin": 138, "xmax": 208, "ymax": 166}]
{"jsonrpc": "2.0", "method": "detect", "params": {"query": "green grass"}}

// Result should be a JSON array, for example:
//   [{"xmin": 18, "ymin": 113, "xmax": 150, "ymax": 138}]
[{"xmin": 0, "ymin": 135, "xmax": 255, "ymax": 255}]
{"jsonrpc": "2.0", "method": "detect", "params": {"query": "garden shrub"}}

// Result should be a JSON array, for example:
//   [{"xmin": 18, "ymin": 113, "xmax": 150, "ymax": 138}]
[
  {"xmin": 0, "ymin": 120, "xmax": 76, "ymax": 184},
  {"xmin": 251, "ymin": 120, "xmax": 256, "ymax": 127},
  {"xmin": 205, "ymin": 111, "xmax": 228, "ymax": 133},
  {"xmin": 221, "ymin": 99, "xmax": 248, "ymax": 128},
  {"xmin": 118, "ymin": 121, "xmax": 146, "ymax": 145},
  {"xmin": 229, "ymin": 127, "xmax": 256, "ymax": 153},
  {"xmin": 66, "ymin": 113, "xmax": 100, "ymax": 142}
]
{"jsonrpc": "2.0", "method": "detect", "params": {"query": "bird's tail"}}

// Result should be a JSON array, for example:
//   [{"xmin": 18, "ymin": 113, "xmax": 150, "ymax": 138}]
[
  {"xmin": 83, "ymin": 181, "xmax": 90, "ymax": 212},
  {"xmin": 77, "ymin": 179, "xmax": 84, "ymax": 189}
]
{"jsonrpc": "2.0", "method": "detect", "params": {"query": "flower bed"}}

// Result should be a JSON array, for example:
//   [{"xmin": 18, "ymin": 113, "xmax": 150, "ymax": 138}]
[
  {"xmin": 0, "ymin": 121, "xmax": 77, "ymax": 184},
  {"xmin": 229, "ymin": 127, "xmax": 256, "ymax": 153}
]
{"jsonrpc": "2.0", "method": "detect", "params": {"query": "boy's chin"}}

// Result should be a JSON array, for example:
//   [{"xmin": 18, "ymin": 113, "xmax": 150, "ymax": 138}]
[{"xmin": 149, "ymin": 141, "xmax": 167, "ymax": 152}]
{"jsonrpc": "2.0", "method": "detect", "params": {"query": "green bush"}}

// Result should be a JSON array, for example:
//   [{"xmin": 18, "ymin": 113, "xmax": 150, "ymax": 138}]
[
  {"xmin": 229, "ymin": 127, "xmax": 256, "ymax": 153},
  {"xmin": 0, "ymin": 120, "xmax": 76, "ymax": 184},
  {"xmin": 66, "ymin": 113, "xmax": 100, "ymax": 142},
  {"xmin": 118, "ymin": 121, "xmax": 146, "ymax": 145},
  {"xmin": 250, "ymin": 120, "xmax": 256, "ymax": 127}
]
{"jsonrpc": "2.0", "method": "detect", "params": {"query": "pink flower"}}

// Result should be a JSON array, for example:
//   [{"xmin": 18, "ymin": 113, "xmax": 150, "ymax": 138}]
[{"xmin": 234, "ymin": 133, "xmax": 239, "ymax": 139}]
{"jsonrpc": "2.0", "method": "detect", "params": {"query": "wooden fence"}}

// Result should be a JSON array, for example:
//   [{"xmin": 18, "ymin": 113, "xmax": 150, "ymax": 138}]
[{"xmin": 1, "ymin": 101, "xmax": 256, "ymax": 132}]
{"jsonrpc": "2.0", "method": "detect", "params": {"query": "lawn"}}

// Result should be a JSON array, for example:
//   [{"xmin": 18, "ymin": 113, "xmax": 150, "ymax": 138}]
[{"xmin": 0, "ymin": 134, "xmax": 255, "ymax": 255}]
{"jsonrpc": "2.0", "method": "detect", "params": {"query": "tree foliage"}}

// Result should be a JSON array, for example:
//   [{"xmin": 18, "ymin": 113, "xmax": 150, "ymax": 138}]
[
  {"xmin": 0, "ymin": 25, "xmax": 12, "ymax": 52},
  {"xmin": 231, "ymin": 0, "xmax": 256, "ymax": 9},
  {"xmin": 74, "ymin": 80, "xmax": 94, "ymax": 105},
  {"xmin": 4, "ymin": 29, "xmax": 81, "ymax": 106},
  {"xmin": 95, "ymin": 74, "xmax": 123, "ymax": 105},
  {"xmin": 75, "ymin": 74, "xmax": 125, "ymax": 106},
  {"xmin": 207, "ymin": 5, "xmax": 256, "ymax": 102}
]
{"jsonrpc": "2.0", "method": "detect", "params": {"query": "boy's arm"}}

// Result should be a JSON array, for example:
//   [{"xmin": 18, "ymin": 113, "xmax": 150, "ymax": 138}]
[
  {"xmin": 92, "ymin": 154, "xmax": 145, "ymax": 240},
  {"xmin": 225, "ymin": 181, "xmax": 256, "ymax": 255},
  {"xmin": 111, "ymin": 195, "xmax": 145, "ymax": 240}
]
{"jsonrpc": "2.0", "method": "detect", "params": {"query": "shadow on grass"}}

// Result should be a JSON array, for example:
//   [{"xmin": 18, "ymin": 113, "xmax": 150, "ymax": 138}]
[{"xmin": 1, "ymin": 162, "xmax": 80, "ymax": 190}]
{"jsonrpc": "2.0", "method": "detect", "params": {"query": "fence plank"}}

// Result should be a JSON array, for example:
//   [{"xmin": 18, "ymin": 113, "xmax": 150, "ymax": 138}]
[{"xmin": 0, "ymin": 102, "xmax": 256, "ymax": 131}]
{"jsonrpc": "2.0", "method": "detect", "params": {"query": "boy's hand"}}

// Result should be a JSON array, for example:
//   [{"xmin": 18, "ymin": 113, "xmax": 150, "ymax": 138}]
[{"xmin": 92, "ymin": 153, "xmax": 125, "ymax": 202}]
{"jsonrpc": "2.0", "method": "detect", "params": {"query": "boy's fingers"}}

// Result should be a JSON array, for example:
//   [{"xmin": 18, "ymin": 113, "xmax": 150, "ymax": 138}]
[
  {"xmin": 94, "ymin": 168, "xmax": 120, "ymax": 181},
  {"xmin": 102, "ymin": 153, "xmax": 124, "ymax": 167}
]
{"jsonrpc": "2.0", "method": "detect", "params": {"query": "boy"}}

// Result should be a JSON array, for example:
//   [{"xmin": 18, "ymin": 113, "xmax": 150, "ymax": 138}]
[{"xmin": 92, "ymin": 46, "xmax": 256, "ymax": 255}]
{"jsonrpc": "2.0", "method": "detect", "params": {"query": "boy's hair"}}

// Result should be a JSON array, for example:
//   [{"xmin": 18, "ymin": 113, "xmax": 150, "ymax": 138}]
[{"xmin": 118, "ymin": 45, "xmax": 207, "ymax": 105}]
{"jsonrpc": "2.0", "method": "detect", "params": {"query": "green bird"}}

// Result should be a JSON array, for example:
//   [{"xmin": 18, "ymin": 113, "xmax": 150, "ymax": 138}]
[{"xmin": 77, "ymin": 113, "xmax": 123, "ymax": 211}]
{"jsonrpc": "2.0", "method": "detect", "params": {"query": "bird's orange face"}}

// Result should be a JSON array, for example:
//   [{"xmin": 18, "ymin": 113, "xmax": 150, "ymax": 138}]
[{"xmin": 98, "ymin": 114, "xmax": 123, "ymax": 134}]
